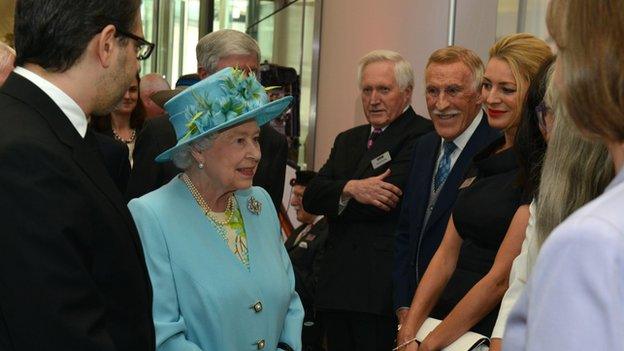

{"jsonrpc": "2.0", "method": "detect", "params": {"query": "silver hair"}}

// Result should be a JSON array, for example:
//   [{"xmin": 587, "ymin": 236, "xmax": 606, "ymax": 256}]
[
  {"xmin": 535, "ymin": 86, "xmax": 614, "ymax": 246},
  {"xmin": 357, "ymin": 50, "xmax": 414, "ymax": 91},
  {"xmin": 196, "ymin": 29, "xmax": 260, "ymax": 75},
  {"xmin": 140, "ymin": 73, "xmax": 170, "ymax": 98},
  {"xmin": 171, "ymin": 132, "xmax": 220, "ymax": 170}
]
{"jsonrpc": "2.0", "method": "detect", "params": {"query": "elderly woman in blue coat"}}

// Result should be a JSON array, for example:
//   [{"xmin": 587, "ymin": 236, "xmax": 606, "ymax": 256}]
[{"xmin": 128, "ymin": 68, "xmax": 303, "ymax": 351}]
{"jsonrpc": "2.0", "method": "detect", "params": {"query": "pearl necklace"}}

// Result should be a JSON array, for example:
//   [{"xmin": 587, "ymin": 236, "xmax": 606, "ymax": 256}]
[
  {"xmin": 112, "ymin": 128, "xmax": 136, "ymax": 144},
  {"xmin": 181, "ymin": 173, "xmax": 236, "ymax": 243}
]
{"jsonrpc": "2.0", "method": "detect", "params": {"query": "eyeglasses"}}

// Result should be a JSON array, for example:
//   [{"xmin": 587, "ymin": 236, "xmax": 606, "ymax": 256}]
[
  {"xmin": 535, "ymin": 100, "xmax": 553, "ymax": 131},
  {"xmin": 116, "ymin": 29, "xmax": 155, "ymax": 61}
]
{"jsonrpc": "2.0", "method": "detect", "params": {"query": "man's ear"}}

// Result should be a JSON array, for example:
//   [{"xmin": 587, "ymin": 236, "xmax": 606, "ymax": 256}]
[
  {"xmin": 95, "ymin": 25, "xmax": 118, "ymax": 69},
  {"xmin": 403, "ymin": 85, "xmax": 413, "ymax": 105},
  {"xmin": 197, "ymin": 67, "xmax": 208, "ymax": 80}
]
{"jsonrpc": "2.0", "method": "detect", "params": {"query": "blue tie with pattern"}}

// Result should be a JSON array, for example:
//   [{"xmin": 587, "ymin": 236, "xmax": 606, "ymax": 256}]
[{"xmin": 434, "ymin": 140, "xmax": 457, "ymax": 191}]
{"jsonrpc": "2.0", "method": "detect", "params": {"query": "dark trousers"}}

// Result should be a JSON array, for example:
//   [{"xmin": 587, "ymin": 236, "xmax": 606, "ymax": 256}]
[{"xmin": 323, "ymin": 310, "xmax": 395, "ymax": 351}]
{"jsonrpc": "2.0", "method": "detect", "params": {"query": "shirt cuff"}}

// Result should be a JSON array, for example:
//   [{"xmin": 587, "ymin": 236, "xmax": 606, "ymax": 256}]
[{"xmin": 338, "ymin": 194, "xmax": 350, "ymax": 215}]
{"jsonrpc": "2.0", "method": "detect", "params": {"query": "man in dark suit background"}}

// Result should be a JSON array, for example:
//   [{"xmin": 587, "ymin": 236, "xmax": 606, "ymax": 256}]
[
  {"xmin": 285, "ymin": 170, "xmax": 329, "ymax": 351},
  {"xmin": 139, "ymin": 73, "xmax": 170, "ymax": 119},
  {"xmin": 393, "ymin": 46, "xmax": 499, "ymax": 326},
  {"xmin": 93, "ymin": 131, "xmax": 131, "ymax": 193},
  {"xmin": 0, "ymin": 1, "xmax": 155, "ymax": 350},
  {"xmin": 302, "ymin": 50, "xmax": 433, "ymax": 350},
  {"xmin": 126, "ymin": 29, "xmax": 288, "ymax": 211}
]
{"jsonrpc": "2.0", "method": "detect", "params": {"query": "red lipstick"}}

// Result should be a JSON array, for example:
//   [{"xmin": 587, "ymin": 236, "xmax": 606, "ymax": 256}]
[{"xmin": 488, "ymin": 109, "xmax": 506, "ymax": 117}]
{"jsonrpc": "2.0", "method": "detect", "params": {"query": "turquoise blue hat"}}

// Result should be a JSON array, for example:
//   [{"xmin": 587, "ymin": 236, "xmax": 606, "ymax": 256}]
[{"xmin": 155, "ymin": 67, "xmax": 293, "ymax": 162}]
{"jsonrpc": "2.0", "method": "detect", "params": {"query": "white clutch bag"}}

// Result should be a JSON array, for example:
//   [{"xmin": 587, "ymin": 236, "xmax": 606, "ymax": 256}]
[{"xmin": 415, "ymin": 318, "xmax": 489, "ymax": 351}]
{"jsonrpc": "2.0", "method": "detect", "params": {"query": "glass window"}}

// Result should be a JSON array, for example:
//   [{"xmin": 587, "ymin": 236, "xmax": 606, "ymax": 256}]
[
  {"xmin": 496, "ymin": 0, "xmax": 550, "ymax": 40},
  {"xmin": 140, "ymin": 0, "xmax": 201, "ymax": 87}
]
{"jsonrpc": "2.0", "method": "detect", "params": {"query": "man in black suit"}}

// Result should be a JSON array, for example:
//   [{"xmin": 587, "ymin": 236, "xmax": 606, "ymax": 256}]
[
  {"xmin": 285, "ymin": 170, "xmax": 329, "ymax": 351},
  {"xmin": 93, "ymin": 131, "xmax": 131, "ymax": 193},
  {"xmin": 126, "ymin": 29, "xmax": 288, "ymax": 211},
  {"xmin": 0, "ymin": 1, "xmax": 155, "ymax": 350},
  {"xmin": 302, "ymin": 50, "xmax": 433, "ymax": 350},
  {"xmin": 393, "ymin": 46, "xmax": 499, "ymax": 326}
]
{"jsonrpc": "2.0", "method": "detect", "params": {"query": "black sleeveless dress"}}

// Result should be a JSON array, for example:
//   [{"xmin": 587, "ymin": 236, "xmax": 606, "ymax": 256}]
[{"xmin": 430, "ymin": 137, "xmax": 529, "ymax": 335}]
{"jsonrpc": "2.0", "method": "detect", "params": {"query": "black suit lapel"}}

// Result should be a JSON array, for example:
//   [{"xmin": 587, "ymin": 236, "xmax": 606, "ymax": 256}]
[
  {"xmin": 347, "ymin": 126, "xmax": 372, "ymax": 178},
  {"xmin": 424, "ymin": 115, "xmax": 493, "ymax": 231},
  {"xmin": 420, "ymin": 136, "xmax": 441, "ymax": 200},
  {"xmin": 352, "ymin": 107, "xmax": 415, "ymax": 179},
  {"xmin": 2, "ymin": 74, "xmax": 140, "ymax": 245},
  {"xmin": 285, "ymin": 225, "xmax": 305, "ymax": 249},
  {"xmin": 77, "ymin": 131, "xmax": 136, "ymax": 227}
]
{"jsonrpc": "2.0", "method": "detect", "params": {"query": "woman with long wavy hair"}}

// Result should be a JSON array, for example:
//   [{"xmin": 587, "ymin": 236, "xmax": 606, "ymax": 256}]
[
  {"xmin": 504, "ymin": 0, "xmax": 624, "ymax": 349},
  {"xmin": 489, "ymin": 65, "xmax": 613, "ymax": 350}
]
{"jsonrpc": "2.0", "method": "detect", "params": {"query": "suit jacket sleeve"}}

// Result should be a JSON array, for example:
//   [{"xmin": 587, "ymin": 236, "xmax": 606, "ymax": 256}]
[
  {"xmin": 129, "ymin": 198, "xmax": 204, "ymax": 351},
  {"xmin": 304, "ymin": 126, "xmax": 423, "ymax": 221},
  {"xmin": 341, "ymin": 130, "xmax": 420, "ymax": 220},
  {"xmin": 302, "ymin": 132, "xmax": 350, "ymax": 218},
  {"xmin": 0, "ymin": 141, "xmax": 117, "ymax": 350},
  {"xmin": 392, "ymin": 137, "xmax": 422, "ymax": 310}
]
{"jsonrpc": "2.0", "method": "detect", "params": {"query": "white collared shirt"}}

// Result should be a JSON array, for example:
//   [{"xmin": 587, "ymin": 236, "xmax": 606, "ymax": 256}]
[
  {"xmin": 13, "ymin": 66, "xmax": 88, "ymax": 138},
  {"xmin": 368, "ymin": 105, "xmax": 410, "ymax": 134},
  {"xmin": 293, "ymin": 216, "xmax": 323, "ymax": 246},
  {"xmin": 433, "ymin": 110, "xmax": 484, "ymax": 174}
]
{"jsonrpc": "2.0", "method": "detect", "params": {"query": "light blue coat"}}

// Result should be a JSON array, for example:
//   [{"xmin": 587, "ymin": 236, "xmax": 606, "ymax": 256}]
[{"xmin": 129, "ymin": 176, "xmax": 303, "ymax": 351}]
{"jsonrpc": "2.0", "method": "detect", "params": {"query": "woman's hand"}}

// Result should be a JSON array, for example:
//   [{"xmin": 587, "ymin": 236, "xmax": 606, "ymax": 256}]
[
  {"xmin": 417, "ymin": 339, "xmax": 435, "ymax": 351},
  {"xmin": 396, "ymin": 327, "xmax": 417, "ymax": 351}
]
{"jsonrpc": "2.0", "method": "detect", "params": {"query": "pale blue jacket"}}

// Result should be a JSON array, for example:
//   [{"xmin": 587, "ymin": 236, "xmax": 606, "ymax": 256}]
[
  {"xmin": 504, "ymin": 168, "xmax": 624, "ymax": 350},
  {"xmin": 129, "ymin": 176, "xmax": 303, "ymax": 351}
]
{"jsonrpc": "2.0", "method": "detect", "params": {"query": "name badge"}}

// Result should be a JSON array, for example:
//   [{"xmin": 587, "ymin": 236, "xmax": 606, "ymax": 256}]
[
  {"xmin": 459, "ymin": 176, "xmax": 476, "ymax": 189},
  {"xmin": 371, "ymin": 151, "xmax": 392, "ymax": 169}
]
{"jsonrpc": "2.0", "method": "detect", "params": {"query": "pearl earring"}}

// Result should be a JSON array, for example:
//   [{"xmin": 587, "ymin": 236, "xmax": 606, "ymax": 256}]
[{"xmin": 198, "ymin": 162, "xmax": 204, "ymax": 169}]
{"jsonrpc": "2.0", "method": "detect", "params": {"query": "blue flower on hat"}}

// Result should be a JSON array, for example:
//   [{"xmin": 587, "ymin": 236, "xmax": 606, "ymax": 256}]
[
  {"xmin": 155, "ymin": 67, "xmax": 293, "ymax": 163},
  {"xmin": 180, "ymin": 69, "xmax": 267, "ymax": 141}
]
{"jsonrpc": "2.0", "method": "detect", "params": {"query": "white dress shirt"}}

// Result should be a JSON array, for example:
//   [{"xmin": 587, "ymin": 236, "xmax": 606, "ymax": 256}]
[
  {"xmin": 432, "ymin": 110, "xmax": 484, "ymax": 182},
  {"xmin": 13, "ymin": 66, "xmax": 87, "ymax": 137}
]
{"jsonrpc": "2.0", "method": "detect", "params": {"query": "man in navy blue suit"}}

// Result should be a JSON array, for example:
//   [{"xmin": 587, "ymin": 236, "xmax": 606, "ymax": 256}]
[{"xmin": 393, "ymin": 46, "xmax": 499, "ymax": 325}]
